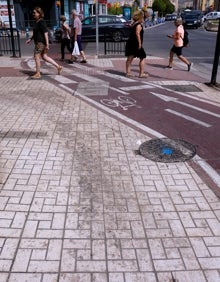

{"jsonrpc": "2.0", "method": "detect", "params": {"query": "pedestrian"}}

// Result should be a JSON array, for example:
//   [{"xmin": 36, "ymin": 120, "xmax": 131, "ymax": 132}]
[
  {"xmin": 0, "ymin": 12, "xmax": 3, "ymax": 55},
  {"xmin": 68, "ymin": 9, "xmax": 87, "ymax": 64},
  {"xmin": 59, "ymin": 15, "xmax": 72, "ymax": 61},
  {"xmin": 26, "ymin": 7, "xmax": 62, "ymax": 79},
  {"xmin": 166, "ymin": 17, "xmax": 192, "ymax": 71},
  {"xmin": 125, "ymin": 10, "xmax": 148, "ymax": 78},
  {"xmin": 0, "ymin": 12, "xmax": 3, "ymax": 28}
]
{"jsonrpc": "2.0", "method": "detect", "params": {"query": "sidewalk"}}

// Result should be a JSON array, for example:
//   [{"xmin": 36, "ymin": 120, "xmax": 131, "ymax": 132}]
[{"xmin": 0, "ymin": 45, "xmax": 220, "ymax": 282}]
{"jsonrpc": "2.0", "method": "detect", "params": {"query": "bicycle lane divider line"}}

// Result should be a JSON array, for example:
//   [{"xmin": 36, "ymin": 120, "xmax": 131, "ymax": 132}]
[
  {"xmin": 150, "ymin": 92, "xmax": 220, "ymax": 118},
  {"xmin": 165, "ymin": 109, "xmax": 212, "ymax": 128},
  {"xmin": 144, "ymin": 81, "xmax": 220, "ymax": 107},
  {"xmin": 73, "ymin": 90, "xmax": 220, "ymax": 190}
]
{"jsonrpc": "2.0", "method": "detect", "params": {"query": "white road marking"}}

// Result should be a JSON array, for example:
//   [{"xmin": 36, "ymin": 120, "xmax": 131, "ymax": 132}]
[
  {"xmin": 165, "ymin": 109, "xmax": 212, "ymax": 127},
  {"xmin": 109, "ymin": 86, "xmax": 129, "ymax": 95},
  {"xmin": 59, "ymin": 84, "xmax": 74, "ymax": 94},
  {"xmin": 53, "ymin": 75, "xmax": 77, "ymax": 83},
  {"xmin": 120, "ymin": 85, "xmax": 154, "ymax": 91},
  {"xmin": 146, "ymin": 81, "xmax": 220, "ymax": 107},
  {"xmin": 151, "ymin": 92, "xmax": 220, "ymax": 118},
  {"xmin": 68, "ymin": 72, "xmax": 104, "ymax": 83}
]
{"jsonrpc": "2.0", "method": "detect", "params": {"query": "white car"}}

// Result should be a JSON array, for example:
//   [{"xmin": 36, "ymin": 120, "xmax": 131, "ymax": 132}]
[{"xmin": 204, "ymin": 11, "xmax": 220, "ymax": 21}]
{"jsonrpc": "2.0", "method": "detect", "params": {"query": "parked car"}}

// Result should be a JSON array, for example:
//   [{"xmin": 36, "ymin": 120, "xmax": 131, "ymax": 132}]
[
  {"xmin": 204, "ymin": 11, "xmax": 220, "ymax": 21},
  {"xmin": 165, "ymin": 14, "xmax": 177, "ymax": 21},
  {"xmin": 54, "ymin": 27, "xmax": 62, "ymax": 42},
  {"xmin": 81, "ymin": 15, "xmax": 131, "ymax": 42}
]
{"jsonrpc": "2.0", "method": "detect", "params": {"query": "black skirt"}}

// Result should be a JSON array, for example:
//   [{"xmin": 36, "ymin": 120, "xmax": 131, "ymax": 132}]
[{"xmin": 125, "ymin": 42, "xmax": 146, "ymax": 59}]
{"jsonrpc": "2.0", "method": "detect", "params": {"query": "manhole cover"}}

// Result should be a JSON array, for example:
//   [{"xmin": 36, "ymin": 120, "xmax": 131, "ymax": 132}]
[
  {"xmin": 139, "ymin": 138, "xmax": 196, "ymax": 163},
  {"xmin": 164, "ymin": 85, "xmax": 202, "ymax": 92}
]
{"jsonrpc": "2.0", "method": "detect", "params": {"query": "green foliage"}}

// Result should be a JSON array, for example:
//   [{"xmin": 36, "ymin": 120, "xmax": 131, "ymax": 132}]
[
  {"xmin": 108, "ymin": 6, "xmax": 123, "ymax": 15},
  {"xmin": 163, "ymin": 0, "xmax": 175, "ymax": 14},
  {"xmin": 152, "ymin": 0, "xmax": 175, "ymax": 16},
  {"xmin": 152, "ymin": 0, "xmax": 166, "ymax": 16}
]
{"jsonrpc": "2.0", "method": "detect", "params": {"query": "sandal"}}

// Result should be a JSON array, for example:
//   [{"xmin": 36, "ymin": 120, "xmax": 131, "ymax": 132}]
[
  {"xmin": 126, "ymin": 73, "xmax": 135, "ymax": 77},
  {"xmin": 31, "ymin": 73, "xmax": 41, "ymax": 79},
  {"xmin": 139, "ymin": 73, "xmax": 149, "ymax": 78},
  {"xmin": 57, "ymin": 65, "xmax": 63, "ymax": 75}
]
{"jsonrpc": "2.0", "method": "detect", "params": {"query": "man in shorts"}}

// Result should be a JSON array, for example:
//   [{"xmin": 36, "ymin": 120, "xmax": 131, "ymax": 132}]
[
  {"xmin": 166, "ymin": 18, "xmax": 192, "ymax": 71},
  {"xmin": 68, "ymin": 10, "xmax": 87, "ymax": 64}
]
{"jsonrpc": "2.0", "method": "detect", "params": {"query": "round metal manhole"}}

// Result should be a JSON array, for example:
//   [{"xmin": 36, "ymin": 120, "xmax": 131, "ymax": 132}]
[{"xmin": 139, "ymin": 138, "xmax": 196, "ymax": 163}]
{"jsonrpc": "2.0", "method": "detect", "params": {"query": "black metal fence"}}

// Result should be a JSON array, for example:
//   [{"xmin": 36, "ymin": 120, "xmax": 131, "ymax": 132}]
[
  {"xmin": 0, "ymin": 28, "xmax": 21, "ymax": 57},
  {"xmin": 104, "ymin": 39, "xmax": 126, "ymax": 56}
]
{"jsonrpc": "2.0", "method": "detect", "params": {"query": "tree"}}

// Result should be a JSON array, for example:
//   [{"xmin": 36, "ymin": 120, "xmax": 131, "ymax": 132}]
[
  {"xmin": 152, "ymin": 0, "xmax": 174, "ymax": 16},
  {"xmin": 152, "ymin": 0, "xmax": 166, "ymax": 16},
  {"xmin": 163, "ymin": 0, "xmax": 175, "ymax": 14}
]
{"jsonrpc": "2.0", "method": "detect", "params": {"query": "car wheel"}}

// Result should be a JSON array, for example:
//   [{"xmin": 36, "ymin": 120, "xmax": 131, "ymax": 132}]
[{"xmin": 112, "ymin": 31, "xmax": 123, "ymax": 42}]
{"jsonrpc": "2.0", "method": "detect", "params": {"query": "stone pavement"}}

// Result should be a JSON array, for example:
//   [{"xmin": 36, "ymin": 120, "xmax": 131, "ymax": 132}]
[{"xmin": 0, "ymin": 45, "xmax": 220, "ymax": 282}]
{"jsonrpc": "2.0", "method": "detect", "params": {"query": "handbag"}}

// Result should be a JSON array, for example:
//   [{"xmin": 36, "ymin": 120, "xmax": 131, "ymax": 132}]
[{"xmin": 72, "ymin": 41, "xmax": 80, "ymax": 56}]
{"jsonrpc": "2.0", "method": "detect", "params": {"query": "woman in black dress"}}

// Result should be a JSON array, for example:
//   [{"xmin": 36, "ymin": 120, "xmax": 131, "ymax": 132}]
[
  {"xmin": 26, "ymin": 7, "xmax": 62, "ymax": 79},
  {"xmin": 125, "ymin": 10, "xmax": 148, "ymax": 78}
]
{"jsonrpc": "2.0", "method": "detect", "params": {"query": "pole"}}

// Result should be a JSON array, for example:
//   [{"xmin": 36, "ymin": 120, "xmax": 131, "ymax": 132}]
[
  {"xmin": 210, "ymin": 19, "xmax": 220, "ymax": 85},
  {"xmin": 7, "ymin": 0, "xmax": 16, "ymax": 57},
  {"xmin": 95, "ymin": 0, "xmax": 99, "ymax": 57}
]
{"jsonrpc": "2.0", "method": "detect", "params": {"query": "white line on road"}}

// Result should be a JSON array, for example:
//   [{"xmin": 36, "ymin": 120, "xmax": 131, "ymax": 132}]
[
  {"xmin": 146, "ymin": 82, "xmax": 220, "ymax": 107},
  {"xmin": 151, "ymin": 92, "xmax": 220, "ymax": 118},
  {"xmin": 120, "ymin": 85, "xmax": 154, "ymax": 91},
  {"xmin": 165, "ymin": 109, "xmax": 212, "ymax": 127}
]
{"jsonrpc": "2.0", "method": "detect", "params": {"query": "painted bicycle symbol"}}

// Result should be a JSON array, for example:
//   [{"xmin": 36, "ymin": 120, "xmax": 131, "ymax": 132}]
[{"xmin": 100, "ymin": 96, "xmax": 140, "ymax": 111}]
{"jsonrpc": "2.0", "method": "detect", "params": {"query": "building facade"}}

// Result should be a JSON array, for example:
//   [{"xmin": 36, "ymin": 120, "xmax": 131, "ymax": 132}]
[{"xmin": 3, "ymin": 0, "xmax": 220, "ymax": 31}]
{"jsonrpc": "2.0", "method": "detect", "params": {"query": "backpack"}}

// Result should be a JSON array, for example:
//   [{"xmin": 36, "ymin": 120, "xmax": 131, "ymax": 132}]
[{"xmin": 183, "ymin": 28, "xmax": 189, "ymax": 47}]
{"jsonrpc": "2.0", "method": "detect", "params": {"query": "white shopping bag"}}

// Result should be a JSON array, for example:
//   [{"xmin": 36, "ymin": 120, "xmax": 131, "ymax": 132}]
[{"xmin": 72, "ymin": 41, "xmax": 80, "ymax": 56}]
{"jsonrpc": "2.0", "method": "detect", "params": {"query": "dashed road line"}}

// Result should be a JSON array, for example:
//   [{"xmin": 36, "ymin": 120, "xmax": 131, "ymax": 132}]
[{"xmin": 165, "ymin": 109, "xmax": 212, "ymax": 127}]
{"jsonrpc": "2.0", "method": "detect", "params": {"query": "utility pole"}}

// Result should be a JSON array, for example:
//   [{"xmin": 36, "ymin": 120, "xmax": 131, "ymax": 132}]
[{"xmin": 210, "ymin": 19, "xmax": 220, "ymax": 86}]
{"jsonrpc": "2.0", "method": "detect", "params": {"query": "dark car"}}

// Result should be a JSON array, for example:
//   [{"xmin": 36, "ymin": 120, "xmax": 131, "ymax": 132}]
[
  {"xmin": 81, "ymin": 15, "xmax": 131, "ymax": 42},
  {"xmin": 165, "ymin": 14, "xmax": 177, "ymax": 21},
  {"xmin": 54, "ymin": 27, "xmax": 62, "ymax": 42},
  {"xmin": 181, "ymin": 10, "xmax": 203, "ymax": 28},
  {"xmin": 182, "ymin": 14, "xmax": 201, "ymax": 28}
]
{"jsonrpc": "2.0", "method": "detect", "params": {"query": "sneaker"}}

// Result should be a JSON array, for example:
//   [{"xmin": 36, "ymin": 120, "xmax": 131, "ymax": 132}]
[
  {"xmin": 80, "ymin": 59, "xmax": 87, "ymax": 63},
  {"xmin": 68, "ymin": 60, "xmax": 74, "ymax": 64},
  {"xmin": 187, "ymin": 62, "xmax": 193, "ymax": 72},
  {"xmin": 165, "ymin": 65, "xmax": 173, "ymax": 70}
]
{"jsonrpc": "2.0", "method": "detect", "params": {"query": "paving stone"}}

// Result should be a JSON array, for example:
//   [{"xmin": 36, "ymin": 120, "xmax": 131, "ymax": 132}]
[{"xmin": 0, "ymin": 57, "xmax": 220, "ymax": 281}]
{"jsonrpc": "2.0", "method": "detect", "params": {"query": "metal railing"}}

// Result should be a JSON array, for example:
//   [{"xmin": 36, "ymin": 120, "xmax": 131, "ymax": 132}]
[
  {"xmin": 103, "ymin": 31, "xmax": 127, "ymax": 56},
  {"xmin": 104, "ymin": 40, "xmax": 126, "ymax": 55},
  {"xmin": 0, "ymin": 28, "xmax": 21, "ymax": 57}
]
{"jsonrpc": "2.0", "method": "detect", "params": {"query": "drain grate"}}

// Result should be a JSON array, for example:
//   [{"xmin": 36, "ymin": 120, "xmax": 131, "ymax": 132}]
[
  {"xmin": 138, "ymin": 138, "xmax": 196, "ymax": 163},
  {"xmin": 164, "ymin": 85, "xmax": 202, "ymax": 92}
]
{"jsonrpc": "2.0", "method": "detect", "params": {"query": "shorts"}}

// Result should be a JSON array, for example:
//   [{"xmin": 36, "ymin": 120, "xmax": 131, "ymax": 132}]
[
  {"xmin": 76, "ymin": 35, "xmax": 83, "ymax": 52},
  {"xmin": 171, "ymin": 45, "xmax": 183, "ymax": 56},
  {"xmin": 34, "ymin": 42, "xmax": 47, "ymax": 55}
]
